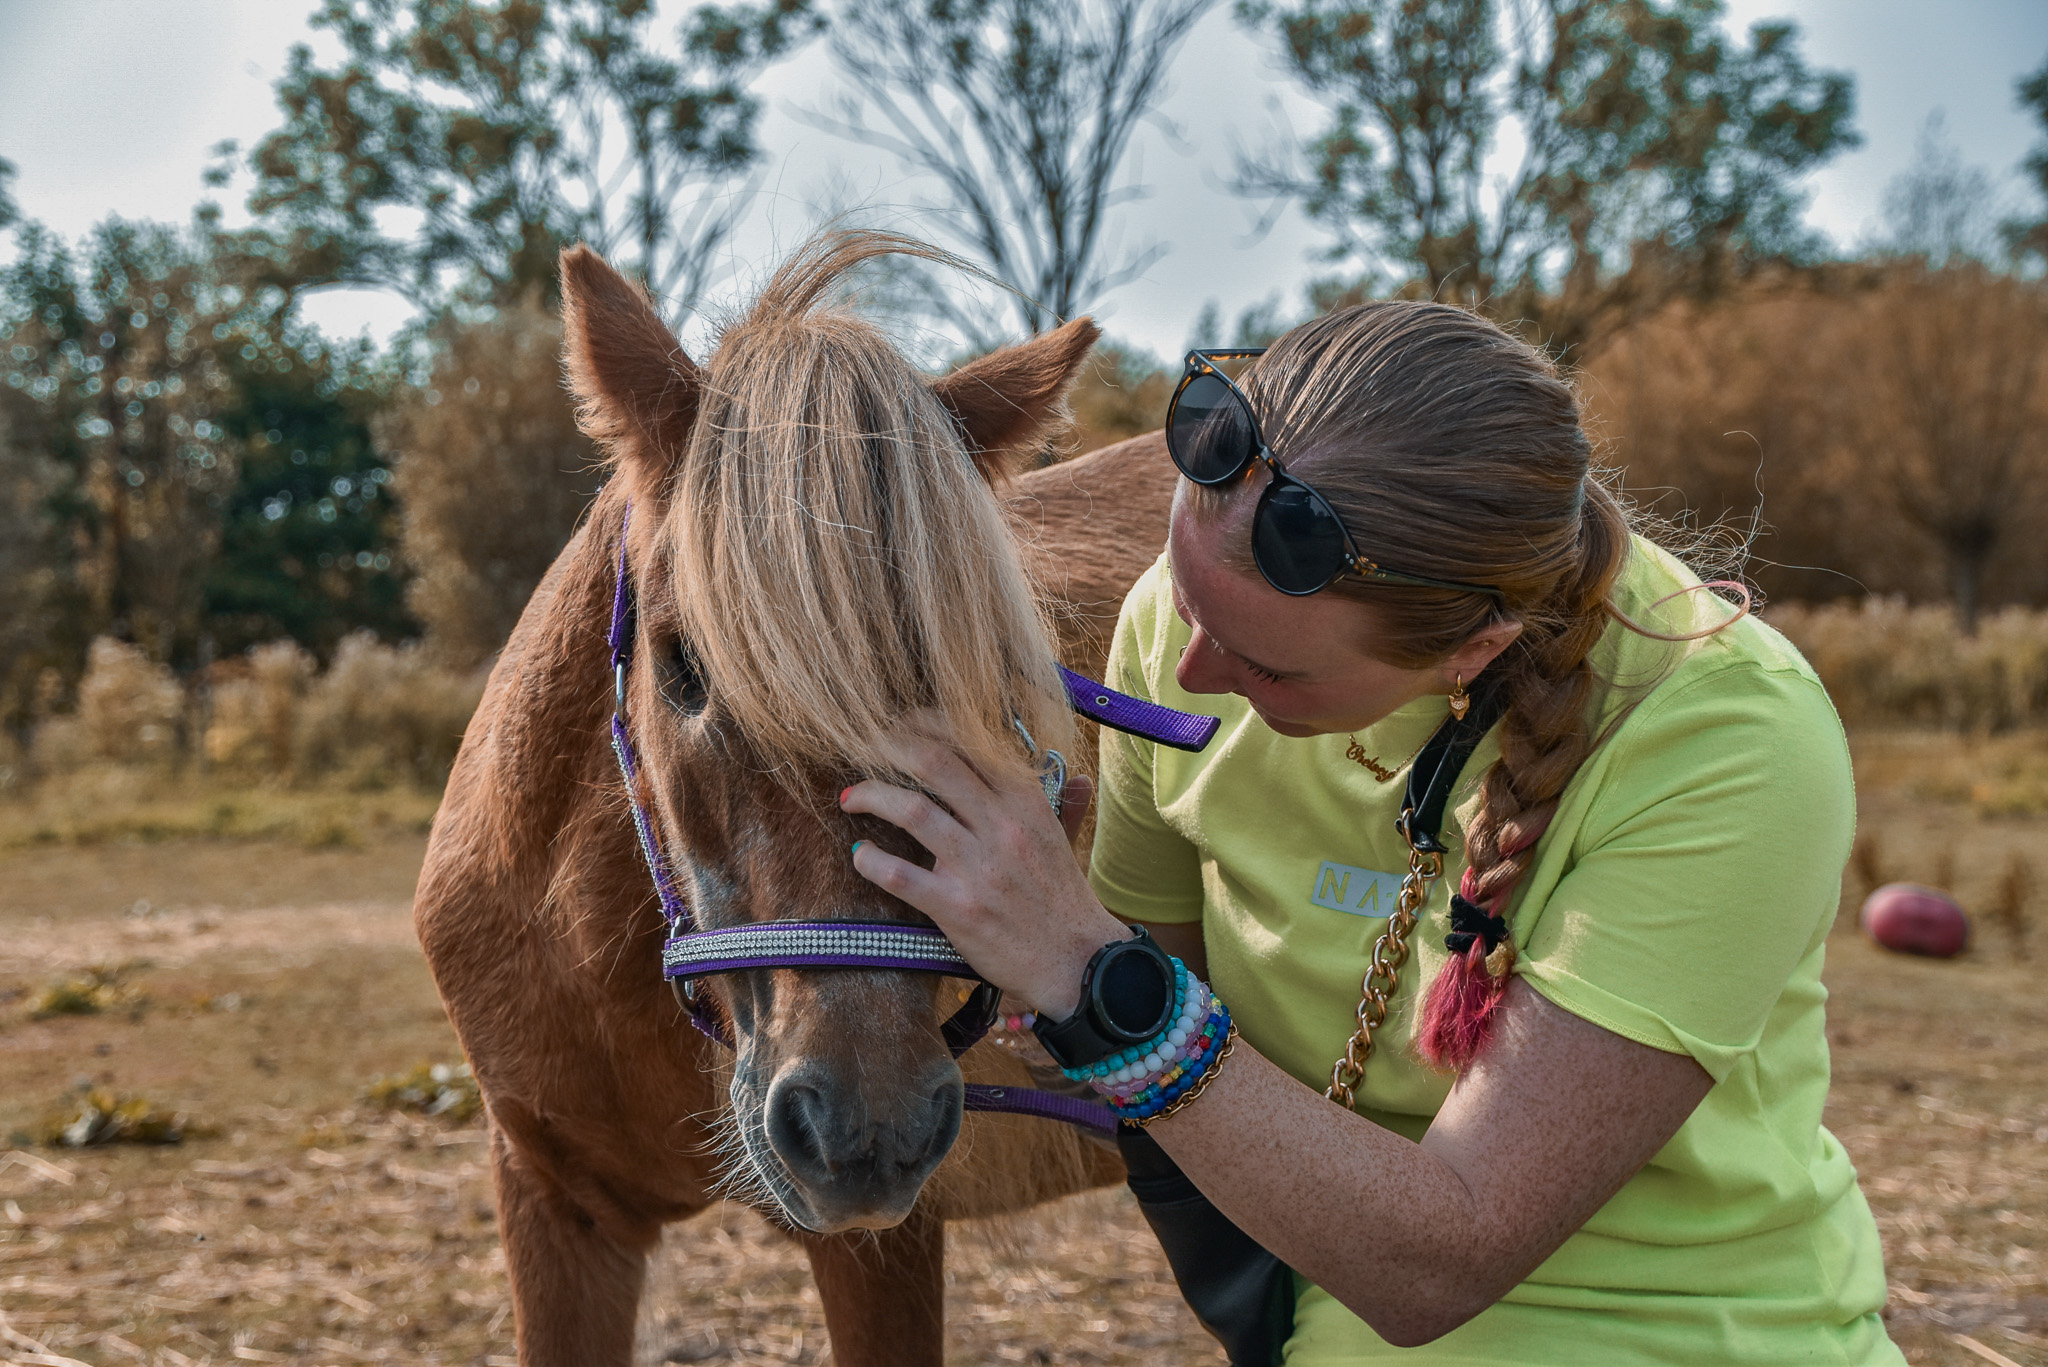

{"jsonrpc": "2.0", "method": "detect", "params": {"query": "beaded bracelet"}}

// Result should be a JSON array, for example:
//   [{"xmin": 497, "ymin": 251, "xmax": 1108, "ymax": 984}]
[
  {"xmin": 1096, "ymin": 975, "xmax": 1212, "ymax": 1090},
  {"xmin": 1110, "ymin": 1009, "xmax": 1232, "ymax": 1123},
  {"xmin": 1097, "ymin": 989, "xmax": 1222, "ymax": 1101},
  {"xmin": 1104, "ymin": 995, "xmax": 1232, "ymax": 1122},
  {"xmin": 1129, "ymin": 1022, "xmax": 1239, "ymax": 1128}
]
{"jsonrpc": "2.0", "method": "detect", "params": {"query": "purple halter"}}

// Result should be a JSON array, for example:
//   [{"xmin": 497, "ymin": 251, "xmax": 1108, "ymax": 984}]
[{"xmin": 608, "ymin": 503, "xmax": 1220, "ymax": 1136}]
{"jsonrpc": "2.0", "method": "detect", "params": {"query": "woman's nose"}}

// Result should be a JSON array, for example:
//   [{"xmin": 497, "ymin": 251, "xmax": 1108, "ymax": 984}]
[{"xmin": 1174, "ymin": 628, "xmax": 1235, "ymax": 697}]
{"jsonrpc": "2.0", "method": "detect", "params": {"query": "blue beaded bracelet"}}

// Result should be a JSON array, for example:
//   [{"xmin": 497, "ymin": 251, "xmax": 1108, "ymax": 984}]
[
  {"xmin": 1110, "ymin": 999, "xmax": 1233, "ymax": 1122},
  {"xmin": 1100, "ymin": 992, "xmax": 1227, "ymax": 1106}
]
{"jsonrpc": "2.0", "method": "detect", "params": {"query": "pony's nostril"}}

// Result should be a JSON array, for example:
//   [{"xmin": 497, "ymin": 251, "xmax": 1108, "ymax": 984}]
[
  {"xmin": 921, "ymin": 1066, "xmax": 965, "ymax": 1122},
  {"xmin": 765, "ymin": 1080, "xmax": 835, "ymax": 1178},
  {"xmin": 762, "ymin": 1065, "xmax": 965, "ymax": 1200},
  {"xmin": 917, "ymin": 1070, "xmax": 965, "ymax": 1165}
]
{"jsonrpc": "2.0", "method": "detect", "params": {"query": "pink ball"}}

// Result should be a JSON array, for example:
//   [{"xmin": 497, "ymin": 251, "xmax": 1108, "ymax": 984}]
[{"xmin": 1859, "ymin": 883, "xmax": 1970, "ymax": 958}]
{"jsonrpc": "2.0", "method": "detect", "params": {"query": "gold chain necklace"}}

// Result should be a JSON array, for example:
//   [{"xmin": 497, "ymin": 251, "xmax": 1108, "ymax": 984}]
[
  {"xmin": 1343, "ymin": 720, "xmax": 1435, "ymax": 783},
  {"xmin": 1326, "ymin": 679, "xmax": 1478, "ymax": 1108},
  {"xmin": 1326, "ymin": 843, "xmax": 1441, "ymax": 1107}
]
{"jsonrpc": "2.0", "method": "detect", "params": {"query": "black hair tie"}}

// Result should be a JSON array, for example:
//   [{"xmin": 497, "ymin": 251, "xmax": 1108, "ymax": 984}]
[{"xmin": 1445, "ymin": 893, "xmax": 1508, "ymax": 957}]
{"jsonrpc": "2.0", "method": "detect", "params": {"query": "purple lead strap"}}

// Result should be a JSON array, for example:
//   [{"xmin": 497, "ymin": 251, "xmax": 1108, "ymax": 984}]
[
  {"xmin": 964, "ymin": 1083, "xmax": 1119, "ymax": 1136},
  {"xmin": 1060, "ymin": 665, "xmax": 1220, "ymax": 751}
]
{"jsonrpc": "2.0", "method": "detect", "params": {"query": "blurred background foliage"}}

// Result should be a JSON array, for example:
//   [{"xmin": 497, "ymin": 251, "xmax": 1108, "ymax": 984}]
[{"xmin": 2, "ymin": 0, "xmax": 2048, "ymax": 821}]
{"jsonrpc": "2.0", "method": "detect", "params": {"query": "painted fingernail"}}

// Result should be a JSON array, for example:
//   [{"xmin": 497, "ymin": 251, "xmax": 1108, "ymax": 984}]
[
  {"xmin": 851, "ymin": 840, "xmax": 865, "ymax": 855},
  {"xmin": 839, "ymin": 786, "xmax": 853, "ymax": 806}
]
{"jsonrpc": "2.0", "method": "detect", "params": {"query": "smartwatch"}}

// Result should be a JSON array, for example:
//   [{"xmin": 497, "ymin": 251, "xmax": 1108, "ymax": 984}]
[{"xmin": 1032, "ymin": 925, "xmax": 1177, "ymax": 1070}]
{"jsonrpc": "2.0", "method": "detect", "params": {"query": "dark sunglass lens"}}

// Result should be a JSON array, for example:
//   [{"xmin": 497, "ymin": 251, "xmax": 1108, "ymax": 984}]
[
  {"xmin": 1168, "ymin": 372, "xmax": 1256, "ymax": 484},
  {"xmin": 1254, "ymin": 479, "xmax": 1349, "ymax": 595}
]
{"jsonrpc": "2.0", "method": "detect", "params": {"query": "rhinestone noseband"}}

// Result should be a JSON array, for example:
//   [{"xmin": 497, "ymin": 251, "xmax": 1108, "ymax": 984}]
[{"xmin": 608, "ymin": 502, "xmax": 1221, "ymax": 1135}]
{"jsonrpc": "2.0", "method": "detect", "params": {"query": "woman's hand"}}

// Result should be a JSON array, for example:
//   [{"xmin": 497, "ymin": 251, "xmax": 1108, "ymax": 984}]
[{"xmin": 839, "ymin": 721, "xmax": 1131, "ymax": 1019}]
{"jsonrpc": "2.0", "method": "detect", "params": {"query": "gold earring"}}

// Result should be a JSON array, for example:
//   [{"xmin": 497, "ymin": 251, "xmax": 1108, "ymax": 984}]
[{"xmin": 1448, "ymin": 673, "xmax": 1470, "ymax": 721}]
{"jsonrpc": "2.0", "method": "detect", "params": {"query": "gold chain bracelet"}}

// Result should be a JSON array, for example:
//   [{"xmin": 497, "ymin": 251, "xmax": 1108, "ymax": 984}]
[
  {"xmin": 1325, "ymin": 844, "xmax": 1442, "ymax": 1110},
  {"xmin": 1136, "ymin": 1023, "xmax": 1240, "ymax": 1128}
]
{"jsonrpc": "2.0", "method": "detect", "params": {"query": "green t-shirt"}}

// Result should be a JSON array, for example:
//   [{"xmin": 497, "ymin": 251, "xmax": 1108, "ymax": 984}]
[{"xmin": 1089, "ymin": 537, "xmax": 1902, "ymax": 1366}]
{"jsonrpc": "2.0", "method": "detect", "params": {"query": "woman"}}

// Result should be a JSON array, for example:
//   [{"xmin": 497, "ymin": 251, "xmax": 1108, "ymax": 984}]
[{"xmin": 841, "ymin": 302, "xmax": 1900, "ymax": 1363}]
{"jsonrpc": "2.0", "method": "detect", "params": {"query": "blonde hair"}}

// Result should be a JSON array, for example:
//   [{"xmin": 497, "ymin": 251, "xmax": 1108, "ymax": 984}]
[{"xmin": 663, "ymin": 232, "xmax": 1075, "ymax": 786}]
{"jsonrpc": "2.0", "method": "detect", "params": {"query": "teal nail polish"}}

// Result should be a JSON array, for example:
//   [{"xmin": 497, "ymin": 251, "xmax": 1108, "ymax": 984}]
[{"xmin": 851, "ymin": 840, "xmax": 865, "ymax": 854}]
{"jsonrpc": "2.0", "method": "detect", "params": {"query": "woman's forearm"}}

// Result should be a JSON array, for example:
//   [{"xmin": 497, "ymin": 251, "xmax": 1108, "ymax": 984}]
[
  {"xmin": 1142, "ymin": 980, "xmax": 1714, "ymax": 1346},
  {"xmin": 1144, "ymin": 1037, "xmax": 1505, "ymax": 1346}
]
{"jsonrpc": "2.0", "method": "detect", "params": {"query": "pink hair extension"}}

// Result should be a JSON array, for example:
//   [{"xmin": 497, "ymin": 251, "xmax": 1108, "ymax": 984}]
[{"xmin": 1415, "ymin": 816, "xmax": 1552, "ymax": 1071}]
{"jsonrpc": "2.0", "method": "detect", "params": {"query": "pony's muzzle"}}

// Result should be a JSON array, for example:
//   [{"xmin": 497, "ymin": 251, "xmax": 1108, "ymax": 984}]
[{"xmin": 762, "ymin": 1058, "xmax": 964, "ymax": 1226}]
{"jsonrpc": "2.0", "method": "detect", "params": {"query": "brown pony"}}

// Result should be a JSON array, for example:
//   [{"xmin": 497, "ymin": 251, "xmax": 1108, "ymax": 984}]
[{"xmin": 413, "ymin": 232, "xmax": 1179, "ymax": 1366}]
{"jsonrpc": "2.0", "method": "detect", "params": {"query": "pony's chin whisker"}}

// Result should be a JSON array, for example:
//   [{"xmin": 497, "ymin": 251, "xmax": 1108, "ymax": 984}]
[{"xmin": 693, "ymin": 1088, "xmax": 807, "ymax": 1226}]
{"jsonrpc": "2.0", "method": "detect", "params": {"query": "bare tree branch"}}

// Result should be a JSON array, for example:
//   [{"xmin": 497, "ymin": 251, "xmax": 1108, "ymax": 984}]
[{"xmin": 802, "ymin": 0, "xmax": 1213, "ymax": 336}]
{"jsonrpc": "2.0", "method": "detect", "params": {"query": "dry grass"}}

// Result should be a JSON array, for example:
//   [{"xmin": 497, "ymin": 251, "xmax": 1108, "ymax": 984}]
[
  {"xmin": 362, "ymin": 1063, "xmax": 481, "ymax": 1124},
  {"xmin": 26, "ymin": 964, "xmax": 146, "ymax": 1020},
  {"xmin": 1846, "ymin": 730, "xmax": 2048, "ymax": 821},
  {"xmin": 33, "ymin": 1087, "xmax": 198, "ymax": 1147},
  {"xmin": 0, "ymin": 754, "xmax": 2042, "ymax": 1365},
  {"xmin": 0, "ymin": 779, "xmax": 441, "ymax": 852}
]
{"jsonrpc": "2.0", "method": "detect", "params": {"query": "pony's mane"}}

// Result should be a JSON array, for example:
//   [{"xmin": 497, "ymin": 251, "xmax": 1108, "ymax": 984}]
[{"xmin": 663, "ymin": 230, "xmax": 1075, "ymax": 786}]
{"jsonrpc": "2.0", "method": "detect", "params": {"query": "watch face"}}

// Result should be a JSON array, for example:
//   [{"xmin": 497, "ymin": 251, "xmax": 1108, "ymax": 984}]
[{"xmin": 1093, "ymin": 942, "xmax": 1174, "ymax": 1043}]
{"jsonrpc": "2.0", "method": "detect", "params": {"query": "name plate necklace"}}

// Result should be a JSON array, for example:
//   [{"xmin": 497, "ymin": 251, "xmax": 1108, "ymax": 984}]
[{"xmin": 1345, "ymin": 676, "xmax": 1469, "ymax": 783}]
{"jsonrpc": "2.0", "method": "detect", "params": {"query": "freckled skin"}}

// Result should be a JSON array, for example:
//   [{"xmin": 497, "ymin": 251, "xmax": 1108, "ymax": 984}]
[{"xmin": 849, "ymin": 476, "xmax": 1717, "ymax": 1348}]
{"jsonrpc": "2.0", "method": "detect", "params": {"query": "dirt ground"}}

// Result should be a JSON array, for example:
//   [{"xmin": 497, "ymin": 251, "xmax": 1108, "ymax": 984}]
[{"xmin": 0, "ymin": 761, "xmax": 2042, "ymax": 1366}]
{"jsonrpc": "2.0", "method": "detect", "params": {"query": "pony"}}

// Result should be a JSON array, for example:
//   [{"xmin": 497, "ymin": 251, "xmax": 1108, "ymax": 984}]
[{"xmin": 412, "ymin": 231, "xmax": 1180, "ymax": 1366}]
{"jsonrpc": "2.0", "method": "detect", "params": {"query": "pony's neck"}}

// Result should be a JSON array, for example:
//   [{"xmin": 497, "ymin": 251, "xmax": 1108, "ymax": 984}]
[{"xmin": 467, "ymin": 488, "xmax": 625, "ymax": 869}]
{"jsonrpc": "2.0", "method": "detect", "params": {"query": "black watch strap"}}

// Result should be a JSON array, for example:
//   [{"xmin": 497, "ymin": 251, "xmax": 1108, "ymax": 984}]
[{"xmin": 1033, "ymin": 926, "xmax": 1177, "ymax": 1070}]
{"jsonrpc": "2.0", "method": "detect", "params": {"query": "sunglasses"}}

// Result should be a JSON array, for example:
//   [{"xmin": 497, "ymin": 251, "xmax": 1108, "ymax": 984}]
[{"xmin": 1166, "ymin": 348, "xmax": 1505, "ymax": 599}]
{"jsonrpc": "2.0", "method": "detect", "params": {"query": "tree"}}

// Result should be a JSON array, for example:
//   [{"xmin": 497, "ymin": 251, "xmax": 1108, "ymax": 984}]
[
  {"xmin": 0, "ymin": 383, "xmax": 69, "ymax": 741},
  {"xmin": 0, "ymin": 220, "xmax": 252, "ymax": 668},
  {"xmin": 1582, "ymin": 267, "xmax": 2048, "ymax": 624},
  {"xmin": 1067, "ymin": 339, "xmax": 1174, "ymax": 452},
  {"xmin": 1877, "ymin": 113, "xmax": 2001, "ymax": 268},
  {"xmin": 380, "ymin": 295, "xmax": 600, "ymax": 667},
  {"xmin": 811, "ymin": 0, "xmax": 1213, "ymax": 342},
  {"xmin": 0, "ymin": 157, "xmax": 18, "ymax": 233},
  {"xmin": 1852, "ymin": 268, "xmax": 2048, "ymax": 634},
  {"xmin": 202, "ymin": 338, "xmax": 413, "ymax": 660},
  {"xmin": 2007, "ymin": 54, "xmax": 2048, "ymax": 267},
  {"xmin": 0, "ymin": 217, "xmax": 411, "ymax": 676},
  {"xmin": 1235, "ymin": 0, "xmax": 1858, "ymax": 350},
  {"xmin": 236, "ymin": 0, "xmax": 817, "ymax": 314}
]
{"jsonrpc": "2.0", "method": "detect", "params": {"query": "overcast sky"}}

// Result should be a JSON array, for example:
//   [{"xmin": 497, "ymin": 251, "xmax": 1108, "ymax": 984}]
[{"xmin": 2, "ymin": 0, "xmax": 2044, "ymax": 361}]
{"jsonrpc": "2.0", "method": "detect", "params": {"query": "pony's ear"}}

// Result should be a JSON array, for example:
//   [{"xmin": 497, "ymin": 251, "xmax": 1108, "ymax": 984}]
[
  {"xmin": 560, "ymin": 244, "xmax": 699, "ymax": 478},
  {"xmin": 930, "ymin": 316, "xmax": 1101, "ymax": 481}
]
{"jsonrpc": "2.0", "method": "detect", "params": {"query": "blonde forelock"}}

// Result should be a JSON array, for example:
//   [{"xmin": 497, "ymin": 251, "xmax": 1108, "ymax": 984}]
[{"xmin": 661, "ymin": 232, "xmax": 1074, "ymax": 787}]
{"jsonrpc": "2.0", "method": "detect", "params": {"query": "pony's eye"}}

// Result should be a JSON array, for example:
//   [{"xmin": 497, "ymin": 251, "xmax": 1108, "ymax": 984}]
[{"xmin": 667, "ymin": 637, "xmax": 708, "ymax": 715}]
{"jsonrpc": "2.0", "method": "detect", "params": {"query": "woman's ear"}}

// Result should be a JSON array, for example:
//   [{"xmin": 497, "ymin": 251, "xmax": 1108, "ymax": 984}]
[
  {"xmin": 929, "ymin": 316, "xmax": 1101, "ymax": 483},
  {"xmin": 1451, "ymin": 620, "xmax": 1526, "ymax": 686},
  {"xmin": 560, "ymin": 244, "xmax": 700, "ymax": 489}
]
